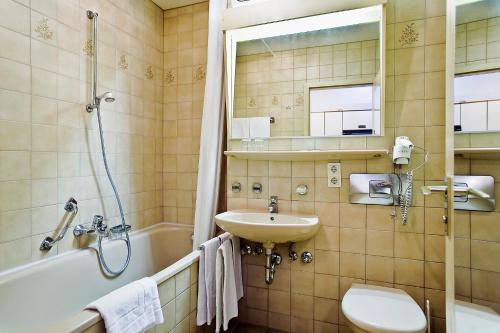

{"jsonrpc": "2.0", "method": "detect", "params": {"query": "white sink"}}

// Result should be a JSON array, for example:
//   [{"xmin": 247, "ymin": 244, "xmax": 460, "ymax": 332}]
[{"xmin": 214, "ymin": 210, "xmax": 319, "ymax": 249}]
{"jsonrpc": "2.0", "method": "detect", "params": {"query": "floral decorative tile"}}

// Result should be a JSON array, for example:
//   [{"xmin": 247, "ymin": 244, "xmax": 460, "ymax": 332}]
[
  {"xmin": 193, "ymin": 65, "xmax": 206, "ymax": 81},
  {"xmin": 118, "ymin": 54, "xmax": 128, "ymax": 70},
  {"xmin": 399, "ymin": 23, "xmax": 419, "ymax": 47},
  {"xmin": 145, "ymin": 65, "xmax": 154, "ymax": 80},
  {"xmin": 83, "ymin": 39, "xmax": 93, "ymax": 56},
  {"xmin": 295, "ymin": 93, "xmax": 304, "ymax": 106},
  {"xmin": 34, "ymin": 17, "xmax": 53, "ymax": 40},
  {"xmin": 165, "ymin": 69, "xmax": 176, "ymax": 84},
  {"xmin": 247, "ymin": 97, "xmax": 257, "ymax": 108}
]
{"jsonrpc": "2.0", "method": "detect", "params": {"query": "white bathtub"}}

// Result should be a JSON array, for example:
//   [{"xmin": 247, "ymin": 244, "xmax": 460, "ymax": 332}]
[{"xmin": 0, "ymin": 223, "xmax": 201, "ymax": 333}]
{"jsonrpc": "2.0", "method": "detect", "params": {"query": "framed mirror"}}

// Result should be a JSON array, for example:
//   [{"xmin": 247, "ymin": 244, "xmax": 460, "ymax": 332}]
[
  {"xmin": 225, "ymin": 5, "xmax": 385, "ymax": 140},
  {"xmin": 454, "ymin": 0, "xmax": 500, "ymax": 134}
]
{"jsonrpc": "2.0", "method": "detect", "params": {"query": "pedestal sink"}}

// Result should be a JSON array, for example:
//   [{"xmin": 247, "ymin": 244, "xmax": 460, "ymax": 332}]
[{"xmin": 214, "ymin": 210, "xmax": 319, "ymax": 249}]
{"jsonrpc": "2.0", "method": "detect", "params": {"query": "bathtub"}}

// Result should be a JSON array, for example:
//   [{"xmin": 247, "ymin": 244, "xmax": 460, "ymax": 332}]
[{"xmin": 0, "ymin": 222, "xmax": 201, "ymax": 333}]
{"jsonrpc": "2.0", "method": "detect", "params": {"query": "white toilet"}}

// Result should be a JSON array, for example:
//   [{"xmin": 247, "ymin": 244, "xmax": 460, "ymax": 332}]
[{"xmin": 341, "ymin": 284, "xmax": 427, "ymax": 333}]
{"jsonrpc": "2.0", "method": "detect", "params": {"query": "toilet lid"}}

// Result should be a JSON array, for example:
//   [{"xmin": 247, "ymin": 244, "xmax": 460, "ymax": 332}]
[{"xmin": 342, "ymin": 284, "xmax": 427, "ymax": 333}]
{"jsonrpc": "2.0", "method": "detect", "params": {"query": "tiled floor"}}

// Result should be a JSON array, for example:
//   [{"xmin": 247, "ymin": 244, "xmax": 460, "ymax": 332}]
[{"xmin": 232, "ymin": 324, "xmax": 286, "ymax": 333}]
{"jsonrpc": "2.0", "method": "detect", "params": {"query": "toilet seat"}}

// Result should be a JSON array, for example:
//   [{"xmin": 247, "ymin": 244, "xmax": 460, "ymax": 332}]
[{"xmin": 341, "ymin": 284, "xmax": 427, "ymax": 333}]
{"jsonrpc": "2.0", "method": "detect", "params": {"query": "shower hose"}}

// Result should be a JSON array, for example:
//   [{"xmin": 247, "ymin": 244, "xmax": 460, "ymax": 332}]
[{"xmin": 96, "ymin": 105, "xmax": 131, "ymax": 276}]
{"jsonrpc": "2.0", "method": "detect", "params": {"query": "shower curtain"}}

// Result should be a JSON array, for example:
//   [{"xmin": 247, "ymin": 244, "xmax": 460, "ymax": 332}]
[{"xmin": 193, "ymin": 0, "xmax": 228, "ymax": 250}]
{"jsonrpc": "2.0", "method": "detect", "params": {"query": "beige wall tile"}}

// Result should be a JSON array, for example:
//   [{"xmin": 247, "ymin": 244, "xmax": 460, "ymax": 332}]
[
  {"xmin": 314, "ymin": 202, "xmax": 339, "ymax": 227},
  {"xmin": 314, "ymin": 273, "xmax": 339, "ymax": 300},
  {"xmin": 0, "ymin": 209, "xmax": 31, "ymax": 243},
  {"xmin": 471, "ymin": 240, "xmax": 500, "ymax": 273},
  {"xmin": 314, "ymin": 297, "xmax": 339, "ymax": 324},
  {"xmin": 291, "ymin": 293, "xmax": 314, "ymax": 319},
  {"xmin": 291, "ymin": 316, "xmax": 313, "ymax": 333},
  {"xmin": 246, "ymin": 286, "xmax": 268, "ymax": 311},
  {"xmin": 339, "ymin": 203, "xmax": 366, "ymax": 229},
  {"xmin": 315, "ymin": 250, "xmax": 339, "ymax": 275},
  {"xmin": 395, "ymin": 0, "xmax": 426, "ymax": 22},
  {"xmin": 471, "ymin": 269, "xmax": 500, "ymax": 303},
  {"xmin": 471, "ymin": 212, "xmax": 500, "ymax": 242},
  {"xmin": 0, "ymin": 180, "xmax": 31, "ymax": 212},
  {"xmin": 0, "ymin": 121, "xmax": 31, "ymax": 151},
  {"xmin": 366, "ymin": 255, "xmax": 394, "ymax": 283},
  {"xmin": 0, "ymin": 151, "xmax": 30, "ymax": 181},
  {"xmin": 269, "ymin": 290, "xmax": 291, "ymax": 315},
  {"xmin": 425, "ymin": 261, "xmax": 445, "ymax": 290},
  {"xmin": 395, "ymin": 232, "xmax": 424, "ymax": 260},
  {"xmin": 315, "ymin": 226, "xmax": 339, "ymax": 251},
  {"xmin": 0, "ymin": 0, "xmax": 30, "ymax": 35},
  {"xmin": 339, "ymin": 228, "xmax": 366, "ymax": 254},
  {"xmin": 339, "ymin": 252, "xmax": 365, "ymax": 279},
  {"xmin": 366, "ymin": 230, "xmax": 394, "ymax": 257},
  {"xmin": 291, "ymin": 270, "xmax": 314, "ymax": 296},
  {"xmin": 395, "ymin": 258, "xmax": 424, "ymax": 287}
]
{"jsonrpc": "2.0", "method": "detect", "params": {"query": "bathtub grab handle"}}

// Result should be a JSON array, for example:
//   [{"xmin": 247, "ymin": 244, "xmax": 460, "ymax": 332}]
[{"xmin": 40, "ymin": 198, "xmax": 78, "ymax": 251}]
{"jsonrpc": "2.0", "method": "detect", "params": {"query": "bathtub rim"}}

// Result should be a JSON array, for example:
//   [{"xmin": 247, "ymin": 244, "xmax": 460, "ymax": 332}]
[
  {"xmin": 0, "ymin": 222, "xmax": 192, "ymax": 279},
  {"xmin": 2, "ymin": 222, "xmax": 200, "ymax": 333},
  {"xmin": 44, "ymin": 250, "xmax": 200, "ymax": 333}
]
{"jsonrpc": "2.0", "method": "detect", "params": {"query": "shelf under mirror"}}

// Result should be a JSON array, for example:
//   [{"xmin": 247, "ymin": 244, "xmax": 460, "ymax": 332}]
[
  {"xmin": 454, "ymin": 148, "xmax": 500, "ymax": 160},
  {"xmin": 224, "ymin": 149, "xmax": 389, "ymax": 161}
]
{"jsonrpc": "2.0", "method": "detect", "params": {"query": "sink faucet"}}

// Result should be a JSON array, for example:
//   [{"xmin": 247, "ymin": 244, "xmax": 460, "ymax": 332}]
[{"xmin": 268, "ymin": 196, "xmax": 279, "ymax": 213}]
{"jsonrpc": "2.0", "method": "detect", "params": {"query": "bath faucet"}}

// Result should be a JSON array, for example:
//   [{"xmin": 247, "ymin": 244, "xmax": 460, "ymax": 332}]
[
  {"xmin": 73, "ymin": 215, "xmax": 107, "ymax": 237},
  {"xmin": 74, "ymin": 215, "xmax": 132, "ymax": 239},
  {"xmin": 268, "ymin": 196, "xmax": 279, "ymax": 213}
]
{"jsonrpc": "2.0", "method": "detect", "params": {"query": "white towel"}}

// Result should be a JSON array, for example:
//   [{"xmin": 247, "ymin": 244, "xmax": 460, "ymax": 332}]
[
  {"xmin": 230, "ymin": 235, "xmax": 244, "ymax": 300},
  {"xmin": 86, "ymin": 277, "xmax": 163, "ymax": 333},
  {"xmin": 249, "ymin": 117, "xmax": 270, "ymax": 138},
  {"xmin": 196, "ymin": 233, "xmax": 230, "ymax": 326},
  {"xmin": 232, "ymin": 118, "xmax": 250, "ymax": 139},
  {"xmin": 215, "ymin": 239, "xmax": 239, "ymax": 332}
]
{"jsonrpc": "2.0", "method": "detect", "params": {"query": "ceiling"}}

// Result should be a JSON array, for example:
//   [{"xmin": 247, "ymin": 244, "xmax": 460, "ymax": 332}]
[
  {"xmin": 151, "ymin": 0, "xmax": 207, "ymax": 10},
  {"xmin": 237, "ymin": 22, "xmax": 378, "ymax": 56}
]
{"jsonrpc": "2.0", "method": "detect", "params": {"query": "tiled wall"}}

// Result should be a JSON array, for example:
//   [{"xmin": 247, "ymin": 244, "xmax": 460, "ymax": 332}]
[
  {"xmin": 162, "ymin": 3, "xmax": 208, "ymax": 225},
  {"xmin": 83, "ymin": 263, "xmax": 201, "ymax": 333},
  {"xmin": 0, "ymin": 0, "xmax": 164, "ymax": 272},
  {"xmin": 234, "ymin": 39, "xmax": 379, "ymax": 137},
  {"xmin": 455, "ymin": 159, "xmax": 500, "ymax": 313},
  {"xmin": 455, "ymin": 14, "xmax": 500, "ymax": 67},
  {"xmin": 227, "ymin": 0, "xmax": 448, "ymax": 332}
]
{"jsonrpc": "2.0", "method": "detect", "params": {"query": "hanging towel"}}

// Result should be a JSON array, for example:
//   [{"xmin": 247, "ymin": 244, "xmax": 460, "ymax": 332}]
[
  {"xmin": 230, "ymin": 235, "xmax": 244, "ymax": 300},
  {"xmin": 197, "ymin": 232, "xmax": 230, "ymax": 326},
  {"xmin": 86, "ymin": 277, "xmax": 163, "ymax": 333},
  {"xmin": 249, "ymin": 117, "xmax": 270, "ymax": 138},
  {"xmin": 215, "ymin": 239, "xmax": 239, "ymax": 333}
]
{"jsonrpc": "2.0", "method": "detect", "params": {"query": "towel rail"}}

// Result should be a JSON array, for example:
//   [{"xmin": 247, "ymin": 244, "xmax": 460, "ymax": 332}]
[{"xmin": 198, "ymin": 233, "xmax": 231, "ymax": 250}]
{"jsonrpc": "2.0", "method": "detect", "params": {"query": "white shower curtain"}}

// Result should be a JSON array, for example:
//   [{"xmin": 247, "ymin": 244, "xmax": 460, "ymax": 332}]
[{"xmin": 193, "ymin": 0, "xmax": 228, "ymax": 250}]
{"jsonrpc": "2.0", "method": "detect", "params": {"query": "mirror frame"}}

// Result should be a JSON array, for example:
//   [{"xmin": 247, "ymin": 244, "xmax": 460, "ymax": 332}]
[{"xmin": 225, "ymin": 4, "xmax": 386, "ymax": 140}]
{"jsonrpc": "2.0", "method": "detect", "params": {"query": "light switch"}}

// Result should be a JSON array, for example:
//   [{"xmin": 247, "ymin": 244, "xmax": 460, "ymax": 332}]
[{"xmin": 327, "ymin": 162, "xmax": 341, "ymax": 188}]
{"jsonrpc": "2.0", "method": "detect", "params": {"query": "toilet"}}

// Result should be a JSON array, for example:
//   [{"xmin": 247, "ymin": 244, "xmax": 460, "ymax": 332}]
[{"xmin": 341, "ymin": 284, "xmax": 427, "ymax": 333}]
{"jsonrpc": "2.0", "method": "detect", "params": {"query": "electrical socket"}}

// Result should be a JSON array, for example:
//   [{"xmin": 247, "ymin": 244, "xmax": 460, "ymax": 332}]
[{"xmin": 327, "ymin": 162, "xmax": 341, "ymax": 188}]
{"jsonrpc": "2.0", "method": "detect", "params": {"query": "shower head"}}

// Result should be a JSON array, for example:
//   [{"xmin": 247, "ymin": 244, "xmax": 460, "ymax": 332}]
[{"xmin": 97, "ymin": 92, "xmax": 115, "ymax": 103}]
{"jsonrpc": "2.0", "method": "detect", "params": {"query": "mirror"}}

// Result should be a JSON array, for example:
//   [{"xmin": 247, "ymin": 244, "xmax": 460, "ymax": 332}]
[
  {"xmin": 452, "ymin": 1, "xmax": 500, "ymax": 331},
  {"xmin": 455, "ymin": 0, "xmax": 500, "ymax": 134},
  {"xmin": 225, "ymin": 5, "xmax": 385, "ymax": 140}
]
